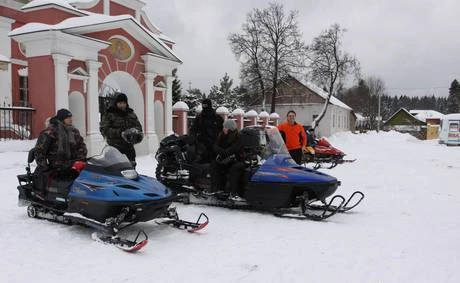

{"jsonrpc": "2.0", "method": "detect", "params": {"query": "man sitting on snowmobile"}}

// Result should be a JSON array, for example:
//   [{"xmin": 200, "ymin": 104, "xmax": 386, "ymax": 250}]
[
  {"xmin": 100, "ymin": 92, "xmax": 143, "ymax": 165},
  {"xmin": 189, "ymin": 98, "xmax": 224, "ymax": 163},
  {"xmin": 277, "ymin": 110, "xmax": 307, "ymax": 165},
  {"xmin": 306, "ymin": 127, "xmax": 318, "ymax": 147},
  {"xmin": 210, "ymin": 119, "xmax": 246, "ymax": 201},
  {"xmin": 34, "ymin": 109, "xmax": 87, "ymax": 198}
]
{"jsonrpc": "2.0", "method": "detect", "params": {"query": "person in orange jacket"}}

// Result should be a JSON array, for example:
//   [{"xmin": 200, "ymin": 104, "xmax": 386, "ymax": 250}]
[{"xmin": 277, "ymin": 110, "xmax": 306, "ymax": 164}]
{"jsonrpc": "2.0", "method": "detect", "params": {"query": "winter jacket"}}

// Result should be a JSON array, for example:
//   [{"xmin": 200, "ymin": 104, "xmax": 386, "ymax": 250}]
[
  {"xmin": 34, "ymin": 117, "xmax": 87, "ymax": 171},
  {"xmin": 190, "ymin": 108, "xmax": 224, "ymax": 148},
  {"xmin": 214, "ymin": 130, "xmax": 244, "ymax": 160},
  {"xmin": 277, "ymin": 121, "xmax": 307, "ymax": 151},
  {"xmin": 100, "ymin": 105, "xmax": 142, "ymax": 153}
]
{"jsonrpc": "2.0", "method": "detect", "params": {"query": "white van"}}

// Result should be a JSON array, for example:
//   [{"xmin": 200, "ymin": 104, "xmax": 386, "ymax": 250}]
[{"xmin": 439, "ymin": 113, "xmax": 460, "ymax": 145}]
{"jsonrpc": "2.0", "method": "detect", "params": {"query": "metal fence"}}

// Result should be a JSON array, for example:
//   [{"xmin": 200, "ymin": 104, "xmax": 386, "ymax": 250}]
[{"xmin": 0, "ymin": 103, "xmax": 35, "ymax": 140}]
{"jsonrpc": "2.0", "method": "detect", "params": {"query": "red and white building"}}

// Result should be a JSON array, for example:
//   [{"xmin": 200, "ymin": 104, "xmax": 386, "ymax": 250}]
[{"xmin": 0, "ymin": 0, "xmax": 181, "ymax": 155}]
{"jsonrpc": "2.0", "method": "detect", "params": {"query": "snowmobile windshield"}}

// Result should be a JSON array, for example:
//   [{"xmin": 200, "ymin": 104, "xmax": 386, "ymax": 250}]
[
  {"xmin": 86, "ymin": 146, "xmax": 136, "ymax": 178},
  {"xmin": 262, "ymin": 127, "xmax": 291, "ymax": 158}
]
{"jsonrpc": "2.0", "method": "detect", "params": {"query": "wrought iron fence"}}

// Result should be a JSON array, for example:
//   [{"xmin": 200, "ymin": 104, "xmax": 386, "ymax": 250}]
[{"xmin": 0, "ymin": 103, "xmax": 35, "ymax": 140}]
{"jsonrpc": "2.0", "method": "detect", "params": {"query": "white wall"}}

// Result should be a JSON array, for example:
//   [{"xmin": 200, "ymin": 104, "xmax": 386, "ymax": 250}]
[
  {"xmin": 0, "ymin": 16, "xmax": 14, "ymax": 106},
  {"xmin": 259, "ymin": 103, "xmax": 352, "ymax": 138}
]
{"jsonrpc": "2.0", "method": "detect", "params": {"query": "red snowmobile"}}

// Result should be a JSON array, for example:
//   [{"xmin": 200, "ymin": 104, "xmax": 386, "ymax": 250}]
[{"xmin": 302, "ymin": 138, "xmax": 356, "ymax": 169}]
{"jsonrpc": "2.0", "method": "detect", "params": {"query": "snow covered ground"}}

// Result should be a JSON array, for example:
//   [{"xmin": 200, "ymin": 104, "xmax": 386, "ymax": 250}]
[{"xmin": 0, "ymin": 131, "xmax": 459, "ymax": 283}]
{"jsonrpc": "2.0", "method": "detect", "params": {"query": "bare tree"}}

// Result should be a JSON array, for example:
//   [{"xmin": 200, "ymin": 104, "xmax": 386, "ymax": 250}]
[
  {"xmin": 366, "ymin": 76, "xmax": 386, "ymax": 131},
  {"xmin": 307, "ymin": 23, "xmax": 360, "ymax": 129},
  {"xmin": 229, "ymin": 2, "xmax": 307, "ymax": 112},
  {"xmin": 229, "ymin": 12, "xmax": 269, "ymax": 108}
]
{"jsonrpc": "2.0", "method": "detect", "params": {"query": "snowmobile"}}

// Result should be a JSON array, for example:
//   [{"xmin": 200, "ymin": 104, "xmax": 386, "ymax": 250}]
[
  {"xmin": 302, "ymin": 138, "xmax": 356, "ymax": 169},
  {"xmin": 155, "ymin": 126, "xmax": 364, "ymax": 221},
  {"xmin": 16, "ymin": 146, "xmax": 209, "ymax": 252}
]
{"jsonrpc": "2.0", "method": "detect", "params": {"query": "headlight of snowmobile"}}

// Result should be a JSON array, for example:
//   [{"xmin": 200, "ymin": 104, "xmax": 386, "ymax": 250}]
[{"xmin": 121, "ymin": 169, "xmax": 138, "ymax": 179}]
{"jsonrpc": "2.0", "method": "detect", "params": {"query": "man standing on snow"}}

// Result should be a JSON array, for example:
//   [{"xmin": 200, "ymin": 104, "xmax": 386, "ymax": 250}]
[
  {"xmin": 100, "ymin": 92, "xmax": 143, "ymax": 164},
  {"xmin": 277, "ymin": 110, "xmax": 307, "ymax": 164}
]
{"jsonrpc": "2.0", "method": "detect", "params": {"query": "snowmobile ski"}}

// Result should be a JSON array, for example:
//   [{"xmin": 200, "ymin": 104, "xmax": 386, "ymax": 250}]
[
  {"xmin": 156, "ymin": 207, "xmax": 209, "ymax": 233},
  {"xmin": 275, "ymin": 195, "xmax": 346, "ymax": 221},
  {"xmin": 91, "ymin": 230, "xmax": 148, "ymax": 252},
  {"xmin": 305, "ymin": 191, "xmax": 364, "ymax": 213}
]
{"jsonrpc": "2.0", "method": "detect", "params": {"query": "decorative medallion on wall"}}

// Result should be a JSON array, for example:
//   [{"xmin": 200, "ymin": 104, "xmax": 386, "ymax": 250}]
[{"xmin": 108, "ymin": 36, "xmax": 134, "ymax": 62}]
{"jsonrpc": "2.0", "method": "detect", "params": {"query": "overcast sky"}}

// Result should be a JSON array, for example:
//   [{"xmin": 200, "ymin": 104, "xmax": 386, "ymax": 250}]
[{"xmin": 144, "ymin": 0, "xmax": 460, "ymax": 97}]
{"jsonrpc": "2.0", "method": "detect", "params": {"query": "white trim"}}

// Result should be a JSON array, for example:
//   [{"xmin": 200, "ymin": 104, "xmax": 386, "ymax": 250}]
[
  {"xmin": 10, "ymin": 30, "xmax": 109, "ymax": 61},
  {"xmin": 0, "ymin": 1, "xmax": 24, "ymax": 11},
  {"xmin": 21, "ymin": 2, "xmax": 89, "ymax": 16},
  {"xmin": 142, "ymin": 53, "xmax": 180, "ymax": 75},
  {"xmin": 68, "ymin": 0, "xmax": 99, "ymax": 10},
  {"xmin": 69, "ymin": 66, "xmax": 89, "ymax": 77},
  {"xmin": 0, "ymin": 16, "xmax": 16, "ymax": 26},
  {"xmin": 9, "ymin": 14, "xmax": 182, "ymax": 63},
  {"xmin": 10, "ymin": 58, "xmax": 27, "ymax": 66}
]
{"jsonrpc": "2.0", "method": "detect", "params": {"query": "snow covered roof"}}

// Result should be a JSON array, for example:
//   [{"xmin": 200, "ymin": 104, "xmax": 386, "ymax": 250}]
[
  {"xmin": 9, "ymin": 14, "xmax": 182, "ymax": 63},
  {"xmin": 409, "ymin": 110, "xmax": 444, "ymax": 122},
  {"xmin": 0, "ymin": 54, "xmax": 10, "ymax": 63},
  {"xmin": 385, "ymin": 107, "xmax": 426, "ymax": 125},
  {"xmin": 21, "ymin": 0, "xmax": 90, "ymax": 16},
  {"xmin": 443, "ymin": 113, "xmax": 460, "ymax": 120},
  {"xmin": 288, "ymin": 75, "xmax": 353, "ymax": 111},
  {"xmin": 302, "ymin": 81, "xmax": 353, "ymax": 111}
]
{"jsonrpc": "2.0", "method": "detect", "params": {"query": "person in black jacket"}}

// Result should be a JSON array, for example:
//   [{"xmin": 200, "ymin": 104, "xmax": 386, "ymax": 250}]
[
  {"xmin": 100, "ymin": 93, "xmax": 143, "ymax": 164},
  {"xmin": 210, "ymin": 119, "xmax": 246, "ymax": 201},
  {"xmin": 34, "ymin": 109, "xmax": 87, "ymax": 198},
  {"xmin": 190, "ymin": 98, "xmax": 224, "ymax": 162}
]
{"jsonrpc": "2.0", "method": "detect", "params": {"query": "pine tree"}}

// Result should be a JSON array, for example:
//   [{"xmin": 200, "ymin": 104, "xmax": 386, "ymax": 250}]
[
  {"xmin": 183, "ymin": 88, "xmax": 205, "ymax": 115},
  {"xmin": 447, "ymin": 79, "xmax": 460, "ymax": 113},
  {"xmin": 208, "ymin": 73, "xmax": 242, "ymax": 110},
  {"xmin": 172, "ymin": 68, "xmax": 182, "ymax": 104}
]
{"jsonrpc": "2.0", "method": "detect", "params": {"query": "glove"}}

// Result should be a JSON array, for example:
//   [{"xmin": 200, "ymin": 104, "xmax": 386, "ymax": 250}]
[
  {"xmin": 121, "ymin": 128, "xmax": 143, "ymax": 144},
  {"xmin": 71, "ymin": 161, "xmax": 86, "ymax": 173},
  {"xmin": 213, "ymin": 144, "xmax": 223, "ymax": 154}
]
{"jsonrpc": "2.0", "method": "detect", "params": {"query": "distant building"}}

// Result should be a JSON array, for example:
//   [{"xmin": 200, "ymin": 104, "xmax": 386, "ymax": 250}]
[
  {"xmin": 0, "ymin": 0, "xmax": 181, "ymax": 154},
  {"xmin": 253, "ymin": 75, "xmax": 356, "ymax": 138},
  {"xmin": 383, "ymin": 108, "xmax": 427, "ymax": 139},
  {"xmin": 409, "ymin": 109, "xmax": 444, "ymax": 139}
]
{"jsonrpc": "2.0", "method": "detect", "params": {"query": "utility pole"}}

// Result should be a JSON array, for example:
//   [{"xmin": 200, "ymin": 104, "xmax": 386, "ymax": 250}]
[{"xmin": 377, "ymin": 92, "xmax": 381, "ymax": 133}]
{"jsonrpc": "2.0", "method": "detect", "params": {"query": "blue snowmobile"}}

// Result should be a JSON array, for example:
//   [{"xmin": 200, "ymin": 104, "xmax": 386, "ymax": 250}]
[
  {"xmin": 16, "ymin": 146, "xmax": 208, "ymax": 252},
  {"xmin": 155, "ymin": 126, "xmax": 364, "ymax": 220}
]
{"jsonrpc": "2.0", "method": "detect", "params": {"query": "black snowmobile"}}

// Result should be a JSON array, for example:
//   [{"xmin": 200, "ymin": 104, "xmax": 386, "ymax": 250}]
[
  {"xmin": 155, "ymin": 126, "xmax": 364, "ymax": 220},
  {"xmin": 16, "ymin": 146, "xmax": 208, "ymax": 252}
]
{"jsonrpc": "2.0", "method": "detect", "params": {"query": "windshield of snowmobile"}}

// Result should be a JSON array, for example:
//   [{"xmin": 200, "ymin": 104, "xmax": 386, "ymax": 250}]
[
  {"xmin": 86, "ymin": 146, "xmax": 135, "ymax": 177},
  {"xmin": 261, "ymin": 127, "xmax": 291, "ymax": 158}
]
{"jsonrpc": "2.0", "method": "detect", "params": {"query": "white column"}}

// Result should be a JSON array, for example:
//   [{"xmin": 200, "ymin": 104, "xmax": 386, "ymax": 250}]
[
  {"xmin": 52, "ymin": 54, "xmax": 72, "ymax": 111},
  {"xmin": 0, "ymin": 16, "xmax": 14, "ymax": 106},
  {"xmin": 165, "ymin": 75, "xmax": 174, "ymax": 136},
  {"xmin": 144, "ymin": 72, "xmax": 159, "ymax": 152},
  {"xmin": 103, "ymin": 0, "xmax": 110, "ymax": 15},
  {"xmin": 85, "ymin": 60, "xmax": 104, "ymax": 156}
]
